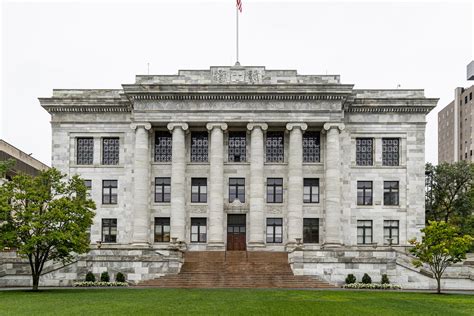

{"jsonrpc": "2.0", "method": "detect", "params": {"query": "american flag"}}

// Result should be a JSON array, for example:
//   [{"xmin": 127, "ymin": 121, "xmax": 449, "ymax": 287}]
[{"xmin": 236, "ymin": 0, "xmax": 242, "ymax": 13}]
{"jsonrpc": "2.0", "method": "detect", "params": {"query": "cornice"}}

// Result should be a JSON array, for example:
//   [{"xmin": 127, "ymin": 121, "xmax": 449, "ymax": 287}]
[
  {"xmin": 127, "ymin": 93, "xmax": 348, "ymax": 101},
  {"xmin": 39, "ymin": 98, "xmax": 131, "ymax": 113}
]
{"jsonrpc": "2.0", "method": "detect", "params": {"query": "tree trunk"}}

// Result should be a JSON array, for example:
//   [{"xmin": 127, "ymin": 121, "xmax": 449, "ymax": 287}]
[
  {"xmin": 32, "ymin": 273, "xmax": 40, "ymax": 291},
  {"xmin": 436, "ymin": 276, "xmax": 441, "ymax": 294}
]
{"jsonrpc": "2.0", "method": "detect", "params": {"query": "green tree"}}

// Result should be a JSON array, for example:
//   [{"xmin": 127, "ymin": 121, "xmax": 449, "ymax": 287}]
[
  {"xmin": 409, "ymin": 221, "xmax": 473, "ymax": 294},
  {"xmin": 0, "ymin": 159, "xmax": 16, "ymax": 178},
  {"xmin": 0, "ymin": 168, "xmax": 95, "ymax": 291}
]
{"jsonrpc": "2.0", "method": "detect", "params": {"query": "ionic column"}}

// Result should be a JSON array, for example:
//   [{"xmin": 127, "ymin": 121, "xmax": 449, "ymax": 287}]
[
  {"xmin": 130, "ymin": 122, "xmax": 152, "ymax": 246},
  {"xmin": 206, "ymin": 122, "xmax": 228, "ymax": 249},
  {"xmin": 247, "ymin": 123, "xmax": 268, "ymax": 248},
  {"xmin": 167, "ymin": 123, "xmax": 189, "ymax": 243},
  {"xmin": 323, "ymin": 122, "xmax": 345, "ymax": 247},
  {"xmin": 286, "ymin": 123, "xmax": 307, "ymax": 244}
]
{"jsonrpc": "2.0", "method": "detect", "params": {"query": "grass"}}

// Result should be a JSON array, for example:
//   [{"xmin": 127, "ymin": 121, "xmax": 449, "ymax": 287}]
[{"xmin": 0, "ymin": 288, "xmax": 473, "ymax": 315}]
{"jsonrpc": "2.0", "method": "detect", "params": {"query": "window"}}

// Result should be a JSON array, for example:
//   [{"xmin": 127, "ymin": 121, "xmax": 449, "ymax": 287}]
[
  {"xmin": 356, "ymin": 138, "xmax": 373, "ymax": 166},
  {"xmin": 357, "ymin": 220, "xmax": 372, "ymax": 245},
  {"xmin": 191, "ymin": 218, "xmax": 207, "ymax": 243},
  {"xmin": 77, "ymin": 137, "xmax": 94, "ymax": 165},
  {"xmin": 303, "ymin": 218, "xmax": 319, "ymax": 243},
  {"xmin": 102, "ymin": 180, "xmax": 118, "ymax": 204},
  {"xmin": 303, "ymin": 132, "xmax": 320, "ymax": 163},
  {"xmin": 191, "ymin": 178, "xmax": 207, "ymax": 203},
  {"xmin": 357, "ymin": 181, "xmax": 373, "ymax": 205},
  {"xmin": 382, "ymin": 138, "xmax": 400, "ymax": 166},
  {"xmin": 303, "ymin": 178, "xmax": 319, "ymax": 203},
  {"xmin": 155, "ymin": 177, "xmax": 171, "ymax": 203},
  {"xmin": 155, "ymin": 131, "xmax": 172, "ymax": 162},
  {"xmin": 154, "ymin": 217, "xmax": 170, "ymax": 242},
  {"xmin": 229, "ymin": 178, "xmax": 245, "ymax": 203},
  {"xmin": 470, "ymin": 92, "xmax": 472, "ymax": 101},
  {"xmin": 267, "ymin": 178, "xmax": 283, "ymax": 203},
  {"xmin": 102, "ymin": 138, "xmax": 119, "ymax": 165},
  {"xmin": 84, "ymin": 180, "xmax": 92, "ymax": 190},
  {"xmin": 384, "ymin": 220, "xmax": 399, "ymax": 245},
  {"xmin": 102, "ymin": 218, "xmax": 117, "ymax": 243},
  {"xmin": 383, "ymin": 181, "xmax": 399, "ymax": 206},
  {"xmin": 266, "ymin": 132, "xmax": 284, "ymax": 162},
  {"xmin": 191, "ymin": 132, "xmax": 208, "ymax": 162},
  {"xmin": 465, "ymin": 96, "xmax": 468, "ymax": 104},
  {"xmin": 228, "ymin": 132, "xmax": 246, "ymax": 162},
  {"xmin": 266, "ymin": 218, "xmax": 283, "ymax": 243}
]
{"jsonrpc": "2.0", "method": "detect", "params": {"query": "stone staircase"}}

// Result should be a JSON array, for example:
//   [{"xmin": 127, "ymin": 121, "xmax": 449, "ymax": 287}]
[{"xmin": 138, "ymin": 251, "xmax": 335, "ymax": 288}]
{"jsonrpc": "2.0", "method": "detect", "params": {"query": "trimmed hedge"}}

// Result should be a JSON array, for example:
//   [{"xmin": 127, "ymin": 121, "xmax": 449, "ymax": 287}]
[
  {"xmin": 343, "ymin": 283, "xmax": 401, "ymax": 290},
  {"xmin": 73, "ymin": 282, "xmax": 128, "ymax": 287}
]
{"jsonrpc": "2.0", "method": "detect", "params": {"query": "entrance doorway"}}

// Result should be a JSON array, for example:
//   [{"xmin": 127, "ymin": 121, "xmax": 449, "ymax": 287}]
[{"xmin": 227, "ymin": 214, "xmax": 246, "ymax": 251}]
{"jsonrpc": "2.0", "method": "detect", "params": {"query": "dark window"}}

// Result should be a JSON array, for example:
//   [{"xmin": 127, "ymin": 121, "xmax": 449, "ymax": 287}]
[
  {"xmin": 384, "ymin": 181, "xmax": 399, "ymax": 206},
  {"xmin": 155, "ymin": 177, "xmax": 171, "ymax": 203},
  {"xmin": 303, "ymin": 178, "xmax": 319, "ymax": 203},
  {"xmin": 382, "ymin": 138, "xmax": 400, "ymax": 166},
  {"xmin": 303, "ymin": 132, "xmax": 321, "ymax": 163},
  {"xmin": 154, "ymin": 131, "xmax": 172, "ymax": 162},
  {"xmin": 357, "ymin": 220, "xmax": 372, "ymax": 245},
  {"xmin": 102, "ymin": 218, "xmax": 117, "ymax": 243},
  {"xmin": 191, "ymin": 218, "xmax": 207, "ymax": 243},
  {"xmin": 470, "ymin": 92, "xmax": 472, "ymax": 100},
  {"xmin": 266, "ymin": 218, "xmax": 283, "ymax": 243},
  {"xmin": 229, "ymin": 178, "xmax": 245, "ymax": 203},
  {"xmin": 356, "ymin": 138, "xmax": 373, "ymax": 166},
  {"xmin": 384, "ymin": 220, "xmax": 399, "ymax": 245},
  {"xmin": 267, "ymin": 178, "xmax": 283, "ymax": 203},
  {"xmin": 266, "ymin": 132, "xmax": 284, "ymax": 162},
  {"xmin": 102, "ymin": 138, "xmax": 119, "ymax": 165},
  {"xmin": 191, "ymin": 132, "xmax": 208, "ymax": 162},
  {"xmin": 228, "ymin": 132, "xmax": 247, "ymax": 162},
  {"xmin": 154, "ymin": 217, "xmax": 170, "ymax": 242},
  {"xmin": 191, "ymin": 178, "xmax": 207, "ymax": 203},
  {"xmin": 303, "ymin": 218, "xmax": 319, "ymax": 243},
  {"xmin": 102, "ymin": 180, "xmax": 118, "ymax": 204},
  {"xmin": 84, "ymin": 180, "xmax": 92, "ymax": 190},
  {"xmin": 77, "ymin": 137, "xmax": 94, "ymax": 165},
  {"xmin": 357, "ymin": 181, "xmax": 373, "ymax": 205},
  {"xmin": 465, "ymin": 96, "xmax": 468, "ymax": 104}
]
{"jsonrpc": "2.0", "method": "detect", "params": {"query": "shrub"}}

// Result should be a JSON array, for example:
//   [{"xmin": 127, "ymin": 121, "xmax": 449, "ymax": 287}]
[
  {"xmin": 73, "ymin": 281, "xmax": 128, "ymax": 287},
  {"xmin": 361, "ymin": 273, "xmax": 372, "ymax": 284},
  {"xmin": 115, "ymin": 272, "xmax": 126, "ymax": 283},
  {"xmin": 85, "ymin": 272, "xmax": 95, "ymax": 282},
  {"xmin": 343, "ymin": 283, "xmax": 401, "ymax": 290},
  {"xmin": 100, "ymin": 271, "xmax": 110, "ymax": 282},
  {"xmin": 345, "ymin": 274, "xmax": 356, "ymax": 284},
  {"xmin": 381, "ymin": 274, "xmax": 390, "ymax": 284}
]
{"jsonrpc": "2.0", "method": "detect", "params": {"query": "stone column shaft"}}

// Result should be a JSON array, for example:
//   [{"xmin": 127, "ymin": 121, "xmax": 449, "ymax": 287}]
[
  {"xmin": 131, "ymin": 122, "xmax": 152, "ymax": 246},
  {"xmin": 247, "ymin": 123, "xmax": 268, "ymax": 247},
  {"xmin": 286, "ymin": 123, "xmax": 307, "ymax": 244},
  {"xmin": 168, "ymin": 123, "xmax": 189, "ymax": 243},
  {"xmin": 323, "ymin": 123, "xmax": 345, "ymax": 246},
  {"xmin": 207, "ymin": 123, "xmax": 227, "ymax": 249}
]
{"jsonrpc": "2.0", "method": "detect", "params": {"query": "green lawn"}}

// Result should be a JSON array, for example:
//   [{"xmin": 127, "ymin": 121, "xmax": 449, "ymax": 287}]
[{"xmin": 0, "ymin": 288, "xmax": 473, "ymax": 315}]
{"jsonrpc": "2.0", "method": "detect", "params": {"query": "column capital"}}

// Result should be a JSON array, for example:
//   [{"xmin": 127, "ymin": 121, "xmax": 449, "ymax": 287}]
[
  {"xmin": 323, "ymin": 122, "xmax": 345, "ymax": 132},
  {"xmin": 167, "ymin": 122, "xmax": 189, "ymax": 132},
  {"xmin": 206, "ymin": 122, "xmax": 228, "ymax": 131},
  {"xmin": 286, "ymin": 122, "xmax": 308, "ymax": 131},
  {"xmin": 247, "ymin": 122, "xmax": 268, "ymax": 131},
  {"xmin": 130, "ymin": 122, "xmax": 152, "ymax": 130}
]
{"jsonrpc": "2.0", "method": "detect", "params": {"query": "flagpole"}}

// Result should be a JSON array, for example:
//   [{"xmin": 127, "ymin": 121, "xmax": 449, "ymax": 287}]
[{"xmin": 236, "ymin": 4, "xmax": 239, "ymax": 64}]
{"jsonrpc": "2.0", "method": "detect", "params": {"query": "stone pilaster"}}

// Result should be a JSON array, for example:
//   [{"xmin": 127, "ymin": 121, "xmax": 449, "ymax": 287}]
[
  {"xmin": 323, "ymin": 122, "xmax": 345, "ymax": 247},
  {"xmin": 206, "ymin": 122, "xmax": 228, "ymax": 249},
  {"xmin": 167, "ymin": 123, "xmax": 189, "ymax": 243},
  {"xmin": 130, "ymin": 122, "xmax": 152, "ymax": 246},
  {"xmin": 286, "ymin": 123, "xmax": 307, "ymax": 245},
  {"xmin": 247, "ymin": 123, "xmax": 268, "ymax": 248}
]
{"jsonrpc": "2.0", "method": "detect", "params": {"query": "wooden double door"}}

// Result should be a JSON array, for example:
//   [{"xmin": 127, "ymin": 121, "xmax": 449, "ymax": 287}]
[{"xmin": 227, "ymin": 214, "xmax": 246, "ymax": 251}]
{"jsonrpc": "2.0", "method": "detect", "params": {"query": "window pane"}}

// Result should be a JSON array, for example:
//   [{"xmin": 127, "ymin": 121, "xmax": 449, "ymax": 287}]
[
  {"xmin": 303, "ymin": 132, "xmax": 320, "ymax": 163},
  {"xmin": 191, "ymin": 132, "xmax": 208, "ymax": 162},
  {"xmin": 77, "ymin": 137, "xmax": 94, "ymax": 165},
  {"xmin": 102, "ymin": 137, "xmax": 120, "ymax": 165},
  {"xmin": 266, "ymin": 132, "xmax": 284, "ymax": 162},
  {"xmin": 155, "ymin": 131, "xmax": 172, "ymax": 162}
]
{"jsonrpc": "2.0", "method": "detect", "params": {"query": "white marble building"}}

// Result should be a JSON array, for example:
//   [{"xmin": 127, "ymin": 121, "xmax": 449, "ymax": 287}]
[{"xmin": 23, "ymin": 65, "xmax": 473, "ymax": 289}]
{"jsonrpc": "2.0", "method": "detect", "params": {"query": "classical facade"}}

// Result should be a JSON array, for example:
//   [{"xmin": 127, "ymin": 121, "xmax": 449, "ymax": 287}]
[{"xmin": 5, "ymin": 64, "xmax": 465, "ymax": 289}]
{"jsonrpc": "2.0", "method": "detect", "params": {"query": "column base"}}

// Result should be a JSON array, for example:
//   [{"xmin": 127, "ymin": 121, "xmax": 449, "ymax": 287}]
[
  {"xmin": 207, "ymin": 242, "xmax": 225, "ymax": 251},
  {"xmin": 285, "ymin": 241, "xmax": 304, "ymax": 252},
  {"xmin": 130, "ymin": 242, "xmax": 151, "ymax": 248},
  {"xmin": 322, "ymin": 242, "xmax": 343, "ymax": 249}
]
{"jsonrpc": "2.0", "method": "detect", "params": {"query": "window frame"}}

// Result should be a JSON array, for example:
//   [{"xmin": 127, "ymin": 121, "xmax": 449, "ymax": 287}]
[
  {"xmin": 155, "ymin": 177, "xmax": 171, "ymax": 203},
  {"xmin": 266, "ymin": 131, "xmax": 284, "ymax": 163},
  {"xmin": 382, "ymin": 138, "xmax": 400, "ymax": 166},
  {"xmin": 154, "ymin": 217, "xmax": 170, "ymax": 242},
  {"xmin": 154, "ymin": 131, "xmax": 172, "ymax": 162},
  {"xmin": 303, "ymin": 178, "xmax": 320, "ymax": 203},
  {"xmin": 383, "ymin": 220, "xmax": 399, "ymax": 245},
  {"xmin": 102, "ymin": 137, "xmax": 120, "ymax": 165},
  {"xmin": 191, "ymin": 132, "xmax": 209, "ymax": 162},
  {"xmin": 356, "ymin": 138, "xmax": 374, "ymax": 166},
  {"xmin": 229, "ymin": 178, "xmax": 245, "ymax": 203},
  {"xmin": 102, "ymin": 180, "xmax": 118, "ymax": 205},
  {"xmin": 357, "ymin": 181, "xmax": 373, "ymax": 206},
  {"xmin": 303, "ymin": 131, "xmax": 321, "ymax": 163},
  {"xmin": 266, "ymin": 178, "xmax": 283, "ymax": 203},
  {"xmin": 228, "ymin": 132, "xmax": 247, "ymax": 162},
  {"xmin": 191, "ymin": 178, "xmax": 207, "ymax": 203},
  {"xmin": 266, "ymin": 218, "xmax": 283, "ymax": 243},
  {"xmin": 303, "ymin": 218, "xmax": 319, "ymax": 244},
  {"xmin": 191, "ymin": 217, "xmax": 207, "ymax": 243},
  {"xmin": 357, "ymin": 220, "xmax": 373, "ymax": 245},
  {"xmin": 76, "ymin": 137, "xmax": 94, "ymax": 165},
  {"xmin": 383, "ymin": 181, "xmax": 399, "ymax": 206},
  {"xmin": 101, "ymin": 218, "xmax": 117, "ymax": 243}
]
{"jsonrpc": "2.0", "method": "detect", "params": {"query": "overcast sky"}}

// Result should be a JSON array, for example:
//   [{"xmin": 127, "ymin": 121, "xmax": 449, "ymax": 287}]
[{"xmin": 1, "ymin": 0, "xmax": 473, "ymax": 166}]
